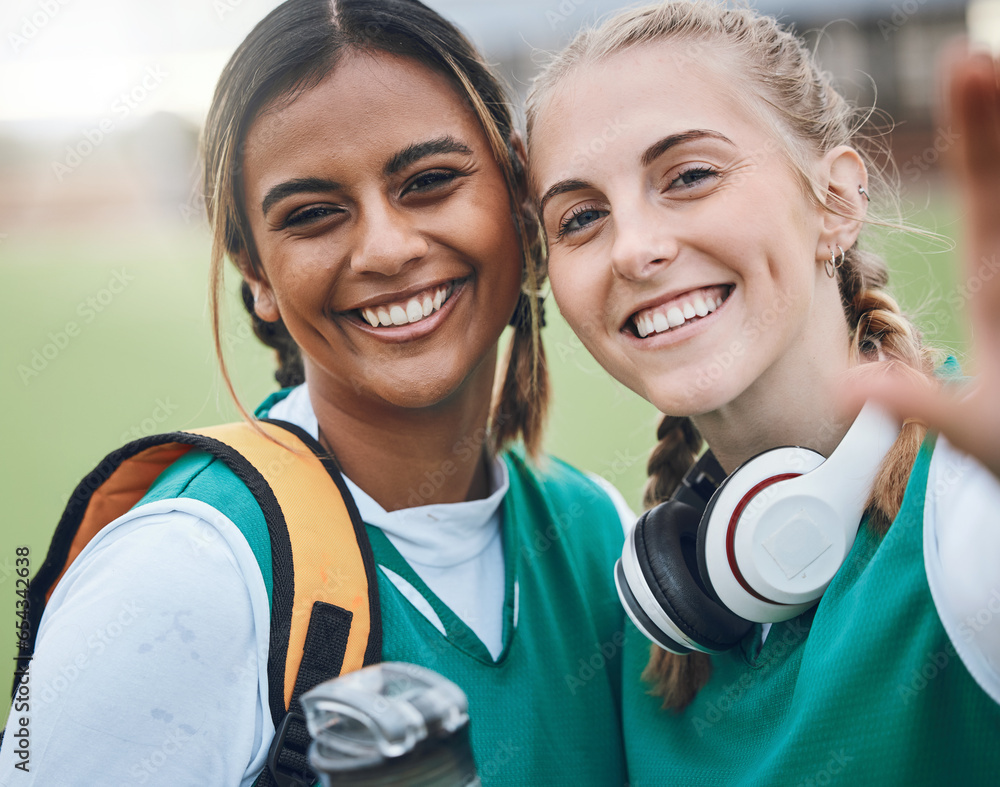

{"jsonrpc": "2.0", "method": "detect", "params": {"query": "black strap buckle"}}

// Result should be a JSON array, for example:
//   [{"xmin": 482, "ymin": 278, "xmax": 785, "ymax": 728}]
[{"xmin": 266, "ymin": 711, "xmax": 314, "ymax": 787}]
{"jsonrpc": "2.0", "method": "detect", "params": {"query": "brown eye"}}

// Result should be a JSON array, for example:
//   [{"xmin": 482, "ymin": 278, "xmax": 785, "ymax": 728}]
[
  {"xmin": 283, "ymin": 205, "xmax": 343, "ymax": 228},
  {"xmin": 404, "ymin": 170, "xmax": 462, "ymax": 194}
]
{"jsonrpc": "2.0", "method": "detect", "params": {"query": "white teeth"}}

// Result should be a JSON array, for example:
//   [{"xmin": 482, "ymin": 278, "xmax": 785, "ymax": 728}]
[
  {"xmin": 361, "ymin": 284, "xmax": 453, "ymax": 328},
  {"xmin": 390, "ymin": 305, "xmax": 408, "ymax": 326},
  {"xmin": 632, "ymin": 289, "xmax": 729, "ymax": 337},
  {"xmin": 666, "ymin": 307, "xmax": 685, "ymax": 328}
]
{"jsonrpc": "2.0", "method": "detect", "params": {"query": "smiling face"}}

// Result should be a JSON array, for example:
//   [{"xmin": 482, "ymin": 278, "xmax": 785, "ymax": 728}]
[
  {"xmin": 531, "ymin": 41, "xmax": 851, "ymax": 418},
  {"xmin": 239, "ymin": 50, "xmax": 522, "ymax": 413}
]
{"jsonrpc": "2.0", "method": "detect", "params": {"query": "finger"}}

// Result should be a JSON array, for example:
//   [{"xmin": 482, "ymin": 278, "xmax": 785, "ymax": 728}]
[
  {"xmin": 845, "ymin": 374, "xmax": 957, "ymax": 432},
  {"xmin": 952, "ymin": 52, "xmax": 1000, "ymax": 187},
  {"xmin": 947, "ymin": 51, "xmax": 1000, "ymax": 356},
  {"xmin": 846, "ymin": 374, "xmax": 1000, "ymax": 479}
]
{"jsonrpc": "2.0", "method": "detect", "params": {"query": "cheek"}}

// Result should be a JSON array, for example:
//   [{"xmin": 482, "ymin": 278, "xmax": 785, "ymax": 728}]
[
  {"xmin": 549, "ymin": 252, "xmax": 604, "ymax": 337},
  {"xmin": 472, "ymin": 207, "xmax": 524, "ymax": 304},
  {"xmin": 547, "ymin": 256, "xmax": 579, "ymax": 323},
  {"xmin": 270, "ymin": 260, "xmax": 326, "ymax": 311}
]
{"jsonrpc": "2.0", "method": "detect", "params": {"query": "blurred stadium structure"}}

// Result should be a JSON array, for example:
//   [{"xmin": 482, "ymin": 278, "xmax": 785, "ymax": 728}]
[{"xmin": 0, "ymin": 0, "xmax": 996, "ymax": 234}]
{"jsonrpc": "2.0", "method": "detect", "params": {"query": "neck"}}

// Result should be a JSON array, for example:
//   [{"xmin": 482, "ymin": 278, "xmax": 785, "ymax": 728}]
[
  {"xmin": 305, "ymin": 364, "xmax": 497, "ymax": 513},
  {"xmin": 694, "ymin": 383, "xmax": 854, "ymax": 475},
  {"xmin": 693, "ymin": 314, "xmax": 857, "ymax": 474}
]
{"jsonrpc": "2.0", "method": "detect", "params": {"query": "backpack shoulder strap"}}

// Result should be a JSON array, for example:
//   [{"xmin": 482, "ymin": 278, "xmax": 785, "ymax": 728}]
[{"xmin": 19, "ymin": 420, "xmax": 382, "ymax": 787}]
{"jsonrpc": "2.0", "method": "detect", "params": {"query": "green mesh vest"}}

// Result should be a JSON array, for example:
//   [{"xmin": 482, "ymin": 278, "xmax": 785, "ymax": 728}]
[
  {"xmin": 137, "ymin": 412, "xmax": 629, "ymax": 785},
  {"xmin": 368, "ymin": 450, "xmax": 628, "ymax": 787},
  {"xmin": 623, "ymin": 436, "xmax": 1000, "ymax": 785}
]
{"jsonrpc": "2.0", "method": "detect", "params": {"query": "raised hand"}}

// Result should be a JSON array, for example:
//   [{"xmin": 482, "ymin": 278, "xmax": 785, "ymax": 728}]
[{"xmin": 854, "ymin": 48, "xmax": 1000, "ymax": 481}]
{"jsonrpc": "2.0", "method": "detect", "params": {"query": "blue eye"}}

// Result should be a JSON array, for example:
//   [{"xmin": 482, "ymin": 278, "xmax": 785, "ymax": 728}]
[
  {"xmin": 558, "ymin": 207, "xmax": 607, "ymax": 237},
  {"xmin": 669, "ymin": 167, "xmax": 718, "ymax": 189}
]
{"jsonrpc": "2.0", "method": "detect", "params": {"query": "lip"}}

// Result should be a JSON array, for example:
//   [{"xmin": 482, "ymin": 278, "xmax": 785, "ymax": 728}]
[
  {"xmin": 621, "ymin": 283, "xmax": 733, "ymax": 347},
  {"xmin": 344, "ymin": 278, "xmax": 467, "ymax": 342},
  {"xmin": 346, "ymin": 277, "xmax": 461, "ymax": 313},
  {"xmin": 622, "ymin": 283, "xmax": 734, "ymax": 331}
]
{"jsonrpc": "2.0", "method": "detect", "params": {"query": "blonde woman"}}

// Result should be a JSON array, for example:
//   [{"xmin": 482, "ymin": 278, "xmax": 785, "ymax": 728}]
[{"xmin": 527, "ymin": 2, "xmax": 1000, "ymax": 783}]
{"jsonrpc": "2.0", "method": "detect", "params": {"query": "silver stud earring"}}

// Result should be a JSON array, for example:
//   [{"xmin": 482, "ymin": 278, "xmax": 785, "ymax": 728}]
[{"xmin": 825, "ymin": 244, "xmax": 845, "ymax": 278}]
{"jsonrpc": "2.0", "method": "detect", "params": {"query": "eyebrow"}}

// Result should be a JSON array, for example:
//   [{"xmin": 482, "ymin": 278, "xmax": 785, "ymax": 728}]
[
  {"xmin": 538, "ymin": 179, "xmax": 592, "ymax": 220},
  {"xmin": 261, "ymin": 177, "xmax": 340, "ymax": 217},
  {"xmin": 384, "ymin": 136, "xmax": 473, "ymax": 176},
  {"xmin": 260, "ymin": 137, "xmax": 474, "ymax": 217},
  {"xmin": 537, "ymin": 129, "xmax": 735, "ymax": 219},
  {"xmin": 640, "ymin": 129, "xmax": 734, "ymax": 167}
]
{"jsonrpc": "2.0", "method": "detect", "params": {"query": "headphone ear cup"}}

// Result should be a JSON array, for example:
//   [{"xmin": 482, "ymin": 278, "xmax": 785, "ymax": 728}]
[
  {"xmin": 696, "ymin": 485, "xmax": 728, "ymax": 608},
  {"xmin": 696, "ymin": 445, "xmax": 826, "ymax": 622},
  {"xmin": 634, "ymin": 501, "xmax": 753, "ymax": 653}
]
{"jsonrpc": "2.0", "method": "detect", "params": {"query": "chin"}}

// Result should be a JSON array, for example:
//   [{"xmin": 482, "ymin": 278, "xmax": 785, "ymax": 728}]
[
  {"xmin": 382, "ymin": 372, "xmax": 476, "ymax": 410},
  {"xmin": 638, "ymin": 369, "xmax": 747, "ymax": 419},
  {"xmin": 378, "ymin": 385, "xmax": 453, "ymax": 411}
]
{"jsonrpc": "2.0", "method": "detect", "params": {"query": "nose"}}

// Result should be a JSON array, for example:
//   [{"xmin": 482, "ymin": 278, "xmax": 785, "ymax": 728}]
[
  {"xmin": 609, "ymin": 200, "xmax": 678, "ymax": 282},
  {"xmin": 350, "ymin": 197, "xmax": 429, "ymax": 275}
]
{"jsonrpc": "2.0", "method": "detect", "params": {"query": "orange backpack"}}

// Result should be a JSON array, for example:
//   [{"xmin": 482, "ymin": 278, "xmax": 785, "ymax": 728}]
[{"xmin": 14, "ymin": 419, "xmax": 381, "ymax": 787}]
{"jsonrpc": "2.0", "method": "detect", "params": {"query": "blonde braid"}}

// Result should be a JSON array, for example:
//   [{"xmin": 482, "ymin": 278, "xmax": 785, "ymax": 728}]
[
  {"xmin": 640, "ymin": 415, "xmax": 714, "ymax": 709},
  {"xmin": 847, "ymin": 287, "xmax": 936, "ymax": 534},
  {"xmin": 527, "ymin": 1, "xmax": 940, "ymax": 710},
  {"xmin": 643, "ymin": 415, "xmax": 704, "ymax": 508},
  {"xmin": 642, "ymin": 643, "xmax": 713, "ymax": 712}
]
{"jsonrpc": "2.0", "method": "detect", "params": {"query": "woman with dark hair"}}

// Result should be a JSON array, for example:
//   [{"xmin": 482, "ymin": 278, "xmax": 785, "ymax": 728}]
[{"xmin": 0, "ymin": 1, "xmax": 630, "ymax": 784}]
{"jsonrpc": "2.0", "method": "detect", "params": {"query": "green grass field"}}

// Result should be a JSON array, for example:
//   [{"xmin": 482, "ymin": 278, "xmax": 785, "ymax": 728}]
[{"xmin": 0, "ymin": 194, "xmax": 971, "ymax": 722}]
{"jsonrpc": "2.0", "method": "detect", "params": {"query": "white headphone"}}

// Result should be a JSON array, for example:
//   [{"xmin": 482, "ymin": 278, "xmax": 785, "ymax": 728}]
[{"xmin": 616, "ymin": 402, "xmax": 901, "ymax": 654}]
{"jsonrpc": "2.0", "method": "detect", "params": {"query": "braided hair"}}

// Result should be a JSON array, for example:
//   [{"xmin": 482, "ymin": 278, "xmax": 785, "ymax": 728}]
[{"xmin": 527, "ymin": 0, "xmax": 937, "ymax": 709}]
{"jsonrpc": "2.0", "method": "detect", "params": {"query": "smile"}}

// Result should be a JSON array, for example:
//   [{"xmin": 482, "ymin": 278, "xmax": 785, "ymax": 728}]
[
  {"xmin": 358, "ymin": 283, "xmax": 456, "ymax": 328},
  {"xmin": 631, "ymin": 285, "xmax": 731, "ymax": 338}
]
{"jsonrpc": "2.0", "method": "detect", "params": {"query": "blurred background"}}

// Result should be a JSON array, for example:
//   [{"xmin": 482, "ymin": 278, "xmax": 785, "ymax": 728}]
[{"xmin": 1, "ymin": 0, "xmax": 994, "ymax": 721}]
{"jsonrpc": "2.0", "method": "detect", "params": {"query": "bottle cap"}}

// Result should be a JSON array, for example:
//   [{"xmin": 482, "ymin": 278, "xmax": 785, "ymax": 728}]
[{"xmin": 301, "ymin": 662, "xmax": 471, "ymax": 773}]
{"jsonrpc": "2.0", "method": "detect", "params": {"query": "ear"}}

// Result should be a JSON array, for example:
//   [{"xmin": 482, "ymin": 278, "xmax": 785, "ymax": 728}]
[
  {"xmin": 815, "ymin": 145, "xmax": 869, "ymax": 259},
  {"xmin": 234, "ymin": 249, "xmax": 280, "ymax": 323}
]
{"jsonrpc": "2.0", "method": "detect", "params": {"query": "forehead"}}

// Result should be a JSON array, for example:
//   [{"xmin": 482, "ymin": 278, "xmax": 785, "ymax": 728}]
[
  {"xmin": 242, "ymin": 50, "xmax": 482, "ymax": 176},
  {"xmin": 530, "ymin": 40, "xmax": 763, "ymax": 177}
]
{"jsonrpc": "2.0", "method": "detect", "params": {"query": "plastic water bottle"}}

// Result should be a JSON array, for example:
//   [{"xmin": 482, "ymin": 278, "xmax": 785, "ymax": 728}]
[{"xmin": 301, "ymin": 662, "xmax": 481, "ymax": 786}]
